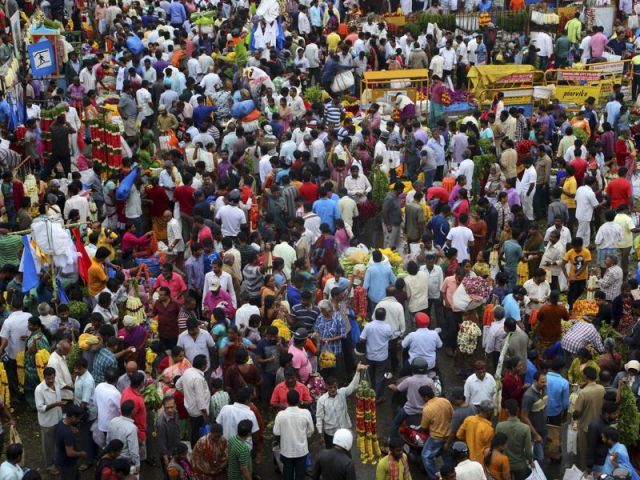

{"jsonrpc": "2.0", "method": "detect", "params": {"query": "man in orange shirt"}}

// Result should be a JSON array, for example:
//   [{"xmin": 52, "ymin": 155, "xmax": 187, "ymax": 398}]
[
  {"xmin": 420, "ymin": 385, "xmax": 454, "ymax": 479},
  {"xmin": 87, "ymin": 247, "xmax": 110, "ymax": 297},
  {"xmin": 456, "ymin": 399, "xmax": 495, "ymax": 464}
]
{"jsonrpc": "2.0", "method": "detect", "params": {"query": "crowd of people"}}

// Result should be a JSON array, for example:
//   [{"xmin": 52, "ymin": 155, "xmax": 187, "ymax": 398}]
[{"xmin": 0, "ymin": 0, "xmax": 640, "ymax": 479}]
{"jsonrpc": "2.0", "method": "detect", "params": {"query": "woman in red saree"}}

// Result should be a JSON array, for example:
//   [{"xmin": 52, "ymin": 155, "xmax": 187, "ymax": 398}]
[{"xmin": 191, "ymin": 424, "xmax": 228, "ymax": 480}]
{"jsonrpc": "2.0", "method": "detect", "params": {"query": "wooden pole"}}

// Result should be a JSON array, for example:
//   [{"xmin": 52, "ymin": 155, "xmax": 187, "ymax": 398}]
[{"xmin": 7, "ymin": 221, "xmax": 87, "ymax": 235}]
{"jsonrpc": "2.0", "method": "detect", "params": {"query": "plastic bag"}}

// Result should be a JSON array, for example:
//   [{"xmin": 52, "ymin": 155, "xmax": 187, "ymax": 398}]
[
  {"xmin": 566, "ymin": 424, "xmax": 578, "ymax": 455},
  {"xmin": 331, "ymin": 70, "xmax": 354, "ymax": 93},
  {"xmin": 9, "ymin": 424, "xmax": 20, "ymax": 444}
]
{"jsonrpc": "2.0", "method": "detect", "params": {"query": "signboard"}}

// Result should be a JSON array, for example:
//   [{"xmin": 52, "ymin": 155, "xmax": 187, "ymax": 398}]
[
  {"xmin": 587, "ymin": 61, "xmax": 625, "ymax": 75},
  {"xmin": 554, "ymin": 85, "xmax": 602, "ymax": 103},
  {"xmin": 496, "ymin": 73, "xmax": 535, "ymax": 84},
  {"xmin": 503, "ymin": 95, "xmax": 534, "ymax": 105},
  {"xmin": 9, "ymin": 12, "xmax": 20, "ymax": 57},
  {"xmin": 28, "ymin": 39, "xmax": 56, "ymax": 78},
  {"xmin": 556, "ymin": 71, "xmax": 602, "ymax": 82}
]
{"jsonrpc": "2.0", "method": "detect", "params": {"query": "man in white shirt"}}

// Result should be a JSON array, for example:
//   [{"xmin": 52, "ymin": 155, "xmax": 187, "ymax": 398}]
[
  {"xmin": 136, "ymin": 80, "xmax": 154, "ymax": 122},
  {"xmin": 142, "ymin": 58, "xmax": 157, "ymax": 83},
  {"xmin": 440, "ymin": 41, "xmax": 457, "ymax": 88},
  {"xmin": 0, "ymin": 294, "xmax": 31, "ymax": 398},
  {"xmin": 47, "ymin": 339, "xmax": 74, "ymax": 401},
  {"xmin": 273, "ymin": 389, "xmax": 315, "ymax": 475},
  {"xmin": 234, "ymin": 293, "xmax": 261, "ymax": 329},
  {"xmin": 215, "ymin": 190, "xmax": 246, "ymax": 238},
  {"xmin": 259, "ymin": 155, "xmax": 276, "ymax": 184},
  {"xmin": 94, "ymin": 368, "xmax": 121, "ymax": 448},
  {"xmin": 176, "ymin": 355, "xmax": 211, "ymax": 446},
  {"xmin": 421, "ymin": 254, "xmax": 444, "ymax": 326},
  {"xmin": 297, "ymin": 6, "xmax": 311, "ymax": 35},
  {"xmin": 544, "ymin": 219, "xmax": 572, "ymax": 248},
  {"xmin": 595, "ymin": 210, "xmax": 623, "ymax": 267},
  {"xmin": 575, "ymin": 176, "xmax": 601, "ymax": 247},
  {"xmin": 187, "ymin": 51, "xmax": 203, "ymax": 80},
  {"xmin": 534, "ymin": 31, "xmax": 553, "ymax": 70},
  {"xmin": 483, "ymin": 306, "xmax": 506, "ymax": 369},
  {"xmin": 35, "ymin": 368, "xmax": 64, "ymax": 473},
  {"xmin": 216, "ymin": 386, "xmax": 259, "ymax": 445},
  {"xmin": 165, "ymin": 209, "xmax": 185, "ymax": 260},
  {"xmin": 517, "ymin": 157, "xmax": 537, "ymax": 221},
  {"xmin": 273, "ymin": 234, "xmax": 297, "ymax": 279},
  {"xmin": 523, "ymin": 269, "xmax": 551, "ymax": 314},
  {"xmin": 63, "ymin": 182, "xmax": 90, "ymax": 222},
  {"xmin": 177, "ymin": 319, "xmax": 216, "ymax": 366},
  {"xmin": 199, "ymin": 67, "xmax": 222, "ymax": 97},
  {"xmin": 446, "ymin": 214, "xmax": 475, "ymax": 262},
  {"xmin": 344, "ymin": 165, "xmax": 372, "ymax": 199},
  {"xmin": 452, "ymin": 154, "xmax": 474, "ymax": 188},
  {"xmin": 463, "ymin": 361, "xmax": 497, "ymax": 408}
]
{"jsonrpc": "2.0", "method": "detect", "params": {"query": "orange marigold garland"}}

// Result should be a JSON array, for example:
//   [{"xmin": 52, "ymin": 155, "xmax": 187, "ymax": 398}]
[{"xmin": 356, "ymin": 378, "xmax": 383, "ymax": 464}]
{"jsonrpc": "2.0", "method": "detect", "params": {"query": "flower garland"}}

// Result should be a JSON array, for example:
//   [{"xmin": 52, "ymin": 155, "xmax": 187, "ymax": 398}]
[{"xmin": 355, "ymin": 379, "xmax": 383, "ymax": 464}]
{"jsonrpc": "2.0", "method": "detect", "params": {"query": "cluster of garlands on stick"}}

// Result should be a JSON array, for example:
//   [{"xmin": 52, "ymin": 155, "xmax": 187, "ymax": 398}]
[{"xmin": 355, "ymin": 379, "xmax": 383, "ymax": 464}]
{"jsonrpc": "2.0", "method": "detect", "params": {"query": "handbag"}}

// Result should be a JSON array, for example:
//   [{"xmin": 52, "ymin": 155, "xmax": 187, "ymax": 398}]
[{"xmin": 331, "ymin": 70, "xmax": 354, "ymax": 93}]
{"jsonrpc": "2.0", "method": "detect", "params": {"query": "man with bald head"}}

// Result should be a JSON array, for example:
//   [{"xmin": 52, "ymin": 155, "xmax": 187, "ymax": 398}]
[
  {"xmin": 47, "ymin": 338, "xmax": 75, "ymax": 400},
  {"xmin": 117, "ymin": 361, "xmax": 147, "ymax": 392}
]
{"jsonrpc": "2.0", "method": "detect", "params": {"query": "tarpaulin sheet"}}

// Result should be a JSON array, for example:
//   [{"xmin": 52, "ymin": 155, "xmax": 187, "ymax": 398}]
[{"xmin": 467, "ymin": 65, "xmax": 539, "ymax": 91}]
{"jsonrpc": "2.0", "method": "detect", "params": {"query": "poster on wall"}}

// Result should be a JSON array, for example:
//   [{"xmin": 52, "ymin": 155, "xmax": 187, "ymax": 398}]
[{"xmin": 10, "ymin": 12, "xmax": 21, "ymax": 57}]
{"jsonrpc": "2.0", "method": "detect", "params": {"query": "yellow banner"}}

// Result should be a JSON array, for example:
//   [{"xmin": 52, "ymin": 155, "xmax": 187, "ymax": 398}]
[{"xmin": 553, "ymin": 85, "xmax": 602, "ymax": 103}]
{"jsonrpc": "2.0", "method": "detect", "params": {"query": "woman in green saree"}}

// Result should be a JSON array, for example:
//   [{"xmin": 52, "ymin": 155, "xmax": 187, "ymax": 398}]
[{"xmin": 24, "ymin": 316, "xmax": 50, "ymax": 409}]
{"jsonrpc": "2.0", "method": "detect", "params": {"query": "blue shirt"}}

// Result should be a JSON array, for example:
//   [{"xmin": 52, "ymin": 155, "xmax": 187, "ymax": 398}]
[
  {"xmin": 428, "ymin": 215, "xmax": 450, "ymax": 247},
  {"xmin": 502, "ymin": 294, "xmax": 521, "ymax": 321},
  {"xmin": 360, "ymin": 320, "xmax": 394, "ymax": 362},
  {"xmin": 287, "ymin": 285, "xmax": 302, "ymax": 307},
  {"xmin": 545, "ymin": 371, "xmax": 569, "ymax": 417},
  {"xmin": 604, "ymin": 443, "xmax": 640, "ymax": 480},
  {"xmin": 168, "ymin": 1, "xmax": 186, "ymax": 24},
  {"xmin": 312, "ymin": 198, "xmax": 340, "ymax": 231},
  {"xmin": 363, "ymin": 262, "xmax": 396, "ymax": 304},
  {"xmin": 192, "ymin": 105, "xmax": 216, "ymax": 129},
  {"xmin": 524, "ymin": 359, "xmax": 537, "ymax": 385}
]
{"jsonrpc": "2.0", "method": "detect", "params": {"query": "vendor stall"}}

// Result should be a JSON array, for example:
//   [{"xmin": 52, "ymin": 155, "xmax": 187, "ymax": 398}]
[{"xmin": 360, "ymin": 69, "xmax": 429, "ymax": 114}]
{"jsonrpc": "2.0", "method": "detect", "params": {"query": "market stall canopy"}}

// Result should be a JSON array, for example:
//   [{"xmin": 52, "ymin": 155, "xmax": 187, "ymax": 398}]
[
  {"xmin": 31, "ymin": 25, "xmax": 60, "ymax": 35},
  {"xmin": 467, "ymin": 65, "xmax": 541, "ymax": 91}
]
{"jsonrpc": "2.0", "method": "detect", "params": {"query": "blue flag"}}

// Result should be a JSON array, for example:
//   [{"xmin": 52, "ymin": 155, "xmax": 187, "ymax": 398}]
[
  {"xmin": 28, "ymin": 39, "xmax": 56, "ymax": 78},
  {"xmin": 56, "ymin": 278, "xmax": 69, "ymax": 304},
  {"xmin": 20, "ymin": 235, "xmax": 39, "ymax": 293}
]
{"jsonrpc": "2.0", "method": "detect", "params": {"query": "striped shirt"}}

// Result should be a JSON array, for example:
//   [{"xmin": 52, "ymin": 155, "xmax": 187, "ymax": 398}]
[
  {"xmin": 292, "ymin": 303, "xmax": 320, "ymax": 330},
  {"xmin": 561, "ymin": 321, "xmax": 605, "ymax": 354},
  {"xmin": 228, "ymin": 436, "xmax": 252, "ymax": 480},
  {"xmin": 323, "ymin": 102, "xmax": 342, "ymax": 126}
]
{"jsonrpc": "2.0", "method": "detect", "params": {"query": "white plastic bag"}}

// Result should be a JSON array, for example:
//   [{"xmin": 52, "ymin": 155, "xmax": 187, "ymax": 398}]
[
  {"xmin": 332, "ymin": 70, "xmax": 355, "ymax": 93},
  {"xmin": 566, "ymin": 424, "xmax": 578, "ymax": 455}
]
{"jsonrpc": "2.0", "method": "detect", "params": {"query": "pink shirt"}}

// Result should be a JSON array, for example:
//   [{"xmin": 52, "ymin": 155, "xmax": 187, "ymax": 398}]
[
  {"xmin": 441, "ymin": 276, "xmax": 462, "ymax": 312},
  {"xmin": 154, "ymin": 272, "xmax": 187, "ymax": 304},
  {"xmin": 288, "ymin": 345, "xmax": 312, "ymax": 383},
  {"xmin": 590, "ymin": 33, "xmax": 608, "ymax": 58}
]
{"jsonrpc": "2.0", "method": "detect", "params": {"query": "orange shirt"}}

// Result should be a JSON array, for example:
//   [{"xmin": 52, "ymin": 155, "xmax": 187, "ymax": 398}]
[
  {"xmin": 88, "ymin": 258, "xmax": 107, "ymax": 297},
  {"xmin": 457, "ymin": 415, "xmax": 495, "ymax": 464}
]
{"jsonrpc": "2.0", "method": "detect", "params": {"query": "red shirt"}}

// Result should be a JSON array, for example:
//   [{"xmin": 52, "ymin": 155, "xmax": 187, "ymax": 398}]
[
  {"xmin": 146, "ymin": 185, "xmax": 170, "ymax": 217},
  {"xmin": 154, "ymin": 272, "xmax": 187, "ymax": 304},
  {"xmin": 121, "ymin": 387, "xmax": 147, "ymax": 441},
  {"xmin": 299, "ymin": 182, "xmax": 319, "ymax": 202},
  {"xmin": 152, "ymin": 298, "xmax": 181, "ymax": 339},
  {"xmin": 606, "ymin": 177, "xmax": 632, "ymax": 210},
  {"xmin": 569, "ymin": 158, "xmax": 588, "ymax": 185},
  {"xmin": 174, "ymin": 185, "xmax": 195, "ymax": 215},
  {"xmin": 427, "ymin": 186, "xmax": 450, "ymax": 204},
  {"xmin": 270, "ymin": 381, "xmax": 312, "ymax": 407}
]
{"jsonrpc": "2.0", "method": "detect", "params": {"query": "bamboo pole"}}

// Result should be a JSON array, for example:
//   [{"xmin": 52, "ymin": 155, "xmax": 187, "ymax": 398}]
[{"xmin": 6, "ymin": 221, "xmax": 88, "ymax": 236}]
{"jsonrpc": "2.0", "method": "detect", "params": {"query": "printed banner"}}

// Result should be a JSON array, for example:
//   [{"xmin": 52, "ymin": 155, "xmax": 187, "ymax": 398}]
[
  {"xmin": 553, "ymin": 85, "xmax": 602, "ymax": 103},
  {"xmin": 28, "ymin": 39, "xmax": 56, "ymax": 78}
]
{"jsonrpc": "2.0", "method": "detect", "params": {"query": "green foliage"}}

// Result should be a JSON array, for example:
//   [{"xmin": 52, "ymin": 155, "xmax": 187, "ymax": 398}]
[
  {"xmin": 599, "ymin": 322, "xmax": 629, "ymax": 363},
  {"xmin": 495, "ymin": 10, "xmax": 528, "ymax": 33},
  {"xmin": 406, "ymin": 13, "xmax": 456, "ymax": 37},
  {"xmin": 573, "ymin": 127, "xmax": 588, "ymax": 146},
  {"xmin": 303, "ymin": 85, "xmax": 325, "ymax": 104},
  {"xmin": 472, "ymin": 154, "xmax": 495, "ymax": 197},
  {"xmin": 618, "ymin": 384, "xmax": 640, "ymax": 447},
  {"xmin": 369, "ymin": 164, "xmax": 389, "ymax": 209},
  {"xmin": 68, "ymin": 300, "xmax": 89, "ymax": 321}
]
